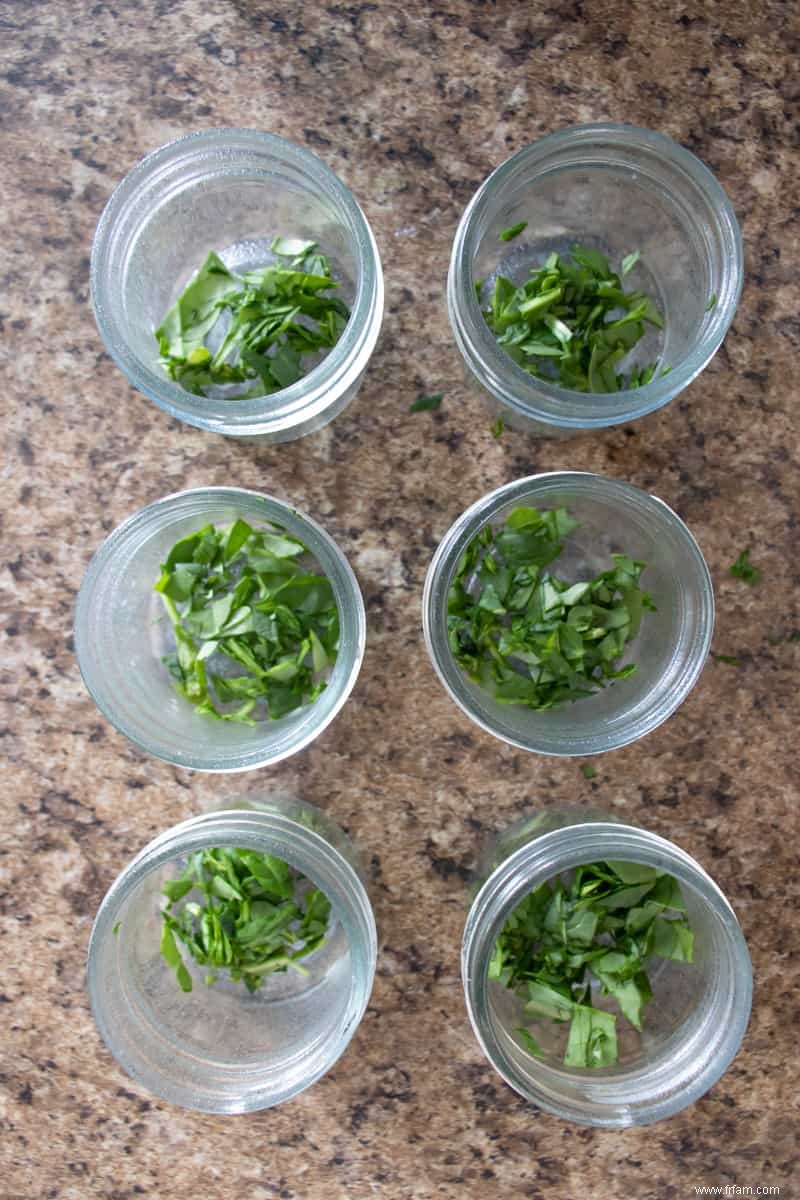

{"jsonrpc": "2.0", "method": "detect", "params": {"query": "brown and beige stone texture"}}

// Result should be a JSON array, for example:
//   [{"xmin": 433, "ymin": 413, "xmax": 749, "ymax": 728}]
[{"xmin": 1, "ymin": 2, "xmax": 798, "ymax": 1196}]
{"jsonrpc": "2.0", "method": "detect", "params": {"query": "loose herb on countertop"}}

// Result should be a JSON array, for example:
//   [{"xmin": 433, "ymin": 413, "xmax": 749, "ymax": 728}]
[
  {"xmin": 155, "ymin": 238, "xmax": 350, "ymax": 398},
  {"xmin": 490, "ymin": 417, "xmax": 505, "ymax": 439},
  {"xmin": 482, "ymin": 243, "xmax": 664, "ymax": 392},
  {"xmin": 410, "ymin": 392, "xmax": 444, "ymax": 413},
  {"xmin": 489, "ymin": 860, "xmax": 694, "ymax": 1068},
  {"xmin": 155, "ymin": 519, "xmax": 339, "ymax": 724},
  {"xmin": 160, "ymin": 848, "xmax": 331, "ymax": 994},
  {"xmin": 729, "ymin": 549, "xmax": 762, "ymax": 586},
  {"xmin": 447, "ymin": 504, "xmax": 656, "ymax": 711}
]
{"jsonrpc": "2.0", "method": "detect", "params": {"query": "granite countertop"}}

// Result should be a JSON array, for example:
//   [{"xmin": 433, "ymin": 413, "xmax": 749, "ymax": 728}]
[{"xmin": 2, "ymin": 2, "xmax": 799, "ymax": 1196}]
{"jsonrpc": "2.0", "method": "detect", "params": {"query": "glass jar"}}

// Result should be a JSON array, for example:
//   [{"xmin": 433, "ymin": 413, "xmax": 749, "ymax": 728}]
[
  {"xmin": 462, "ymin": 807, "xmax": 752, "ymax": 1126},
  {"xmin": 447, "ymin": 123, "xmax": 743, "ymax": 436},
  {"xmin": 87, "ymin": 798, "xmax": 377, "ymax": 1113},
  {"xmin": 91, "ymin": 128, "xmax": 384, "ymax": 442},
  {"xmin": 74, "ymin": 487, "xmax": 366, "ymax": 772},
  {"xmin": 423, "ymin": 472, "xmax": 714, "ymax": 756}
]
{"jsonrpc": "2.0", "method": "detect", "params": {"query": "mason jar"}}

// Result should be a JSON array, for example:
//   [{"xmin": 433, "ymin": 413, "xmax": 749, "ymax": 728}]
[
  {"xmin": 423, "ymin": 472, "xmax": 714, "ymax": 756},
  {"xmin": 74, "ymin": 487, "xmax": 366, "ymax": 772},
  {"xmin": 87, "ymin": 798, "xmax": 377, "ymax": 1113},
  {"xmin": 447, "ymin": 123, "xmax": 742, "ymax": 436},
  {"xmin": 91, "ymin": 128, "xmax": 384, "ymax": 441},
  {"xmin": 462, "ymin": 807, "xmax": 752, "ymax": 1126}
]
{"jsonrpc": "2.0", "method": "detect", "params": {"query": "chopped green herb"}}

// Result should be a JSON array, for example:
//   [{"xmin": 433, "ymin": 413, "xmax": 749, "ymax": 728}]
[
  {"xmin": 729, "ymin": 549, "xmax": 762, "ymax": 586},
  {"xmin": 410, "ymin": 392, "xmax": 444, "ymax": 413},
  {"xmin": 582, "ymin": 764, "xmax": 598, "ymax": 780},
  {"xmin": 712, "ymin": 653, "xmax": 742, "ymax": 666},
  {"xmin": 482, "ymin": 244, "xmax": 665, "ymax": 392},
  {"xmin": 706, "ymin": 294, "xmax": 718, "ymax": 312},
  {"xmin": 447, "ymin": 504, "xmax": 656, "ymax": 711},
  {"xmin": 490, "ymin": 417, "xmax": 505, "ymax": 439},
  {"xmin": 499, "ymin": 221, "xmax": 528, "ymax": 242},
  {"xmin": 155, "ymin": 519, "xmax": 339, "ymax": 724},
  {"xmin": 155, "ymin": 240, "xmax": 350, "ymax": 399},
  {"xmin": 516, "ymin": 1027, "xmax": 545, "ymax": 1058},
  {"xmin": 491, "ymin": 860, "xmax": 694, "ymax": 1068},
  {"xmin": 620, "ymin": 250, "xmax": 641, "ymax": 277},
  {"xmin": 160, "ymin": 848, "xmax": 331, "ymax": 994},
  {"xmin": 112, "ymin": 921, "xmax": 121, "ymax": 936}
]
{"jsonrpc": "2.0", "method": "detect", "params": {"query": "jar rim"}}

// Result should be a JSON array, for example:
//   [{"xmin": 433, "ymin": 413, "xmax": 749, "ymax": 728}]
[
  {"xmin": 462, "ymin": 821, "xmax": 752, "ymax": 1126},
  {"xmin": 448, "ymin": 122, "xmax": 743, "ymax": 428},
  {"xmin": 90, "ymin": 127, "xmax": 384, "ymax": 439}
]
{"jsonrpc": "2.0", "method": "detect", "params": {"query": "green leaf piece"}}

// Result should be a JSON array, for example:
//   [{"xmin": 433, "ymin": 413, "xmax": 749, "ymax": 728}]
[
  {"xmin": 160, "ymin": 922, "xmax": 193, "ymax": 993},
  {"xmin": 605, "ymin": 861, "xmax": 660, "ymax": 885},
  {"xmin": 499, "ymin": 221, "xmax": 528, "ymax": 242},
  {"xmin": 565, "ymin": 1005, "xmax": 618, "ymax": 1068},
  {"xmin": 729, "ymin": 549, "xmax": 762, "ymax": 586},
  {"xmin": 410, "ymin": 392, "xmax": 444, "ymax": 413},
  {"xmin": 620, "ymin": 250, "xmax": 641, "ymax": 276},
  {"xmin": 447, "ymin": 504, "xmax": 655, "ymax": 712},
  {"xmin": 481, "ymin": 244, "xmax": 667, "ymax": 390},
  {"xmin": 517, "ymin": 1028, "xmax": 546, "ymax": 1058},
  {"xmin": 154, "ymin": 519, "xmax": 339, "ymax": 723},
  {"xmin": 159, "ymin": 848, "xmax": 332, "ymax": 995},
  {"xmin": 524, "ymin": 979, "xmax": 574, "ymax": 1023},
  {"xmin": 491, "ymin": 859, "xmax": 694, "ymax": 1068},
  {"xmin": 155, "ymin": 241, "xmax": 350, "ymax": 400}
]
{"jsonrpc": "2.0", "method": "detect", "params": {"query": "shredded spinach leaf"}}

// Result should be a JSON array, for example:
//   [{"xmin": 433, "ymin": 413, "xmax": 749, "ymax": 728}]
[
  {"xmin": 729, "ymin": 549, "xmax": 761, "ymax": 586},
  {"xmin": 447, "ymin": 504, "xmax": 655, "ymax": 711},
  {"xmin": 499, "ymin": 221, "xmax": 528, "ymax": 242},
  {"xmin": 155, "ymin": 240, "xmax": 349, "ymax": 399},
  {"xmin": 482, "ymin": 244, "xmax": 665, "ymax": 392},
  {"xmin": 410, "ymin": 392, "xmax": 444, "ymax": 413},
  {"xmin": 491, "ymin": 861, "xmax": 694, "ymax": 1067},
  {"xmin": 155, "ymin": 519, "xmax": 339, "ymax": 724},
  {"xmin": 160, "ymin": 848, "xmax": 331, "ymax": 994}
]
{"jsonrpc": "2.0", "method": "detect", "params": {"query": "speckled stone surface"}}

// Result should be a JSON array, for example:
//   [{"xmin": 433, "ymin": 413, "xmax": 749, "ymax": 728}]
[{"xmin": 2, "ymin": 1, "xmax": 799, "ymax": 1196}]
